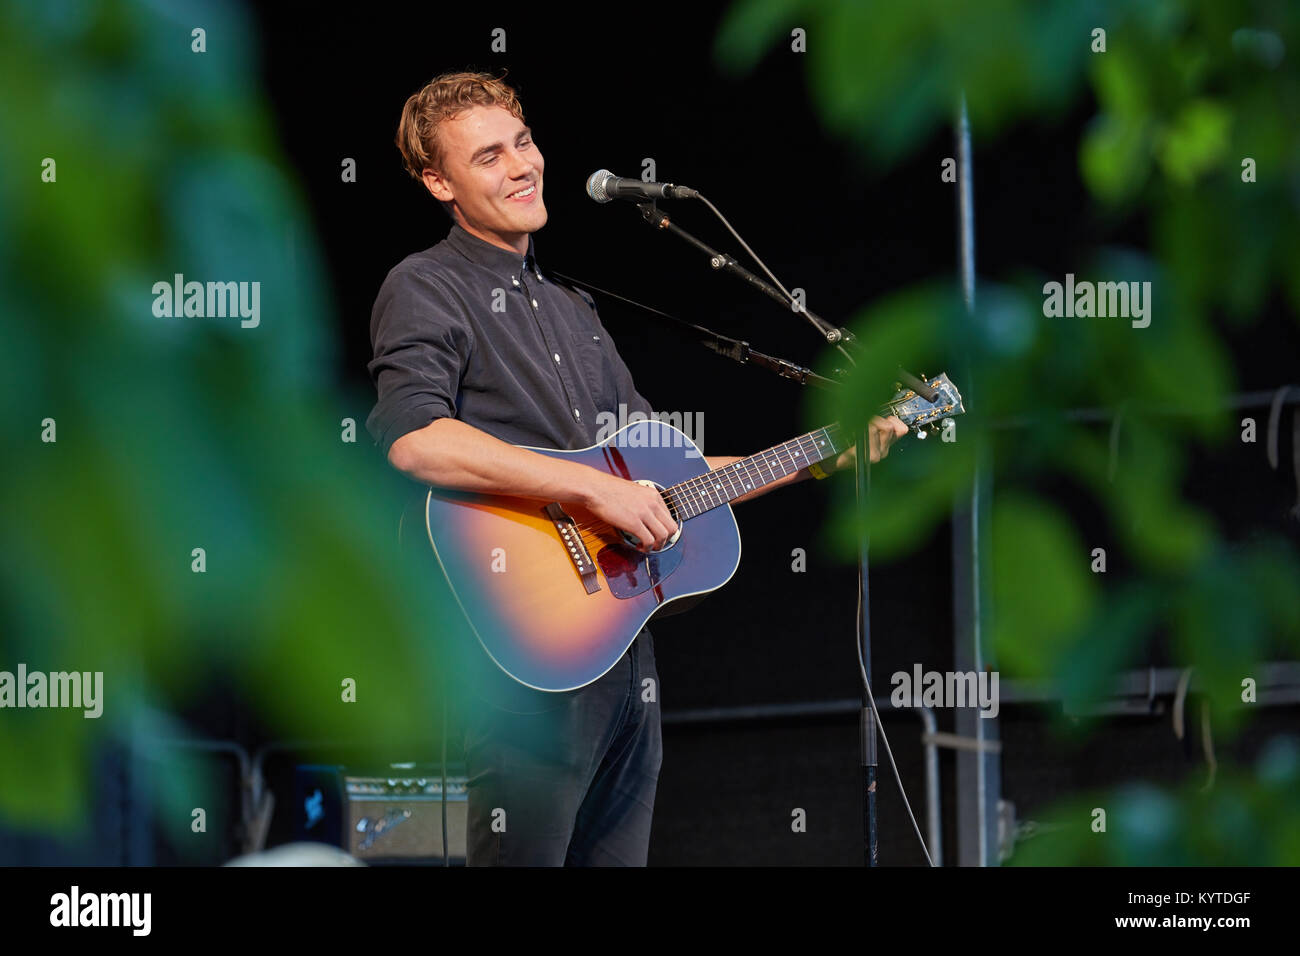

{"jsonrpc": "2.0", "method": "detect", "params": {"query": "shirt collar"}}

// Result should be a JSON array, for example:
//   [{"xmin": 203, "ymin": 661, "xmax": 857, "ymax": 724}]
[{"xmin": 446, "ymin": 222, "xmax": 542, "ymax": 283}]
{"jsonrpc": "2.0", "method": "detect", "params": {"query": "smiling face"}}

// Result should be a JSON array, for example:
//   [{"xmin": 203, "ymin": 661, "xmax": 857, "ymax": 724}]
[{"xmin": 422, "ymin": 105, "xmax": 546, "ymax": 256}]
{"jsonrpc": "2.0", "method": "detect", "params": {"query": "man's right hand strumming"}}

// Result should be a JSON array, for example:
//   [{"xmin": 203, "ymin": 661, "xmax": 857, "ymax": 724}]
[{"xmin": 579, "ymin": 470, "xmax": 678, "ymax": 553}]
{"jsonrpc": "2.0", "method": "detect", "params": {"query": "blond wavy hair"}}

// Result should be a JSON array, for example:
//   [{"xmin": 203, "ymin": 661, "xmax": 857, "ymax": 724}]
[{"xmin": 395, "ymin": 71, "xmax": 525, "ymax": 182}]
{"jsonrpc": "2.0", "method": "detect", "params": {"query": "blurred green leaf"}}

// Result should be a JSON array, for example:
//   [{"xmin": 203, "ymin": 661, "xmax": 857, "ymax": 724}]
[
  {"xmin": 728, "ymin": 0, "xmax": 1300, "ymax": 864},
  {"xmin": 991, "ymin": 495, "xmax": 1097, "ymax": 679},
  {"xmin": 1156, "ymin": 98, "xmax": 1231, "ymax": 184}
]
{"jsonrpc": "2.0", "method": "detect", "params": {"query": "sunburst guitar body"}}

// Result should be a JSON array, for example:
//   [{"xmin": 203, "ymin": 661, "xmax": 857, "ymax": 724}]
[{"xmin": 424, "ymin": 419, "xmax": 736, "ymax": 692}]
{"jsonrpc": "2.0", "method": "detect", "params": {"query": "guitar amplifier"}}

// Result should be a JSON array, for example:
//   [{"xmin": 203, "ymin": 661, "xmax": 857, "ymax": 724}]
[{"xmin": 293, "ymin": 764, "xmax": 469, "ymax": 864}]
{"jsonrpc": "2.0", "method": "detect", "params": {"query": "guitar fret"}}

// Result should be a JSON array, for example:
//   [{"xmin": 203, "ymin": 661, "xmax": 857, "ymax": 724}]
[
  {"xmin": 706, "ymin": 472, "xmax": 722, "ymax": 509},
  {"xmin": 678, "ymin": 483, "xmax": 701, "ymax": 519},
  {"xmin": 777, "ymin": 441, "xmax": 795, "ymax": 475},
  {"xmin": 717, "ymin": 463, "xmax": 738, "ymax": 502},
  {"xmin": 694, "ymin": 481, "xmax": 709, "ymax": 515},
  {"xmin": 660, "ymin": 420, "xmax": 889, "ymax": 523},
  {"xmin": 696, "ymin": 473, "xmax": 717, "ymax": 511},
  {"xmin": 714, "ymin": 471, "xmax": 730, "ymax": 503},
  {"xmin": 731, "ymin": 462, "xmax": 749, "ymax": 495},
  {"xmin": 741, "ymin": 460, "xmax": 757, "ymax": 492}
]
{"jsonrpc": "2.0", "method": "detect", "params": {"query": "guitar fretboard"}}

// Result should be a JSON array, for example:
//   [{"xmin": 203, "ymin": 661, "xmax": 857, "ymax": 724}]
[{"xmin": 662, "ymin": 424, "xmax": 849, "ymax": 521}]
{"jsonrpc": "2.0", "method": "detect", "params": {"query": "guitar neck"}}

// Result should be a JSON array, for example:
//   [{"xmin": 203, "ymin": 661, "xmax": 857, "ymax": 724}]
[{"xmin": 663, "ymin": 424, "xmax": 849, "ymax": 521}]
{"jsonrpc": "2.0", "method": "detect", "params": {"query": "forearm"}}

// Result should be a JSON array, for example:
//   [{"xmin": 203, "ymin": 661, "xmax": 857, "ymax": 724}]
[
  {"xmin": 704, "ymin": 454, "xmax": 813, "ymax": 505},
  {"xmin": 388, "ymin": 417, "xmax": 601, "ymax": 505}
]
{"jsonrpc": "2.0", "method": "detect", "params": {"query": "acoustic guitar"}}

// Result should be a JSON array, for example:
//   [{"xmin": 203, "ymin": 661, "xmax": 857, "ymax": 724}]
[{"xmin": 422, "ymin": 373, "xmax": 965, "ymax": 691}]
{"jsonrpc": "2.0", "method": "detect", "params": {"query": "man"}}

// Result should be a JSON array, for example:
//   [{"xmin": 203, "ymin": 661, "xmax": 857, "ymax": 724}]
[{"xmin": 366, "ymin": 71, "xmax": 906, "ymax": 866}]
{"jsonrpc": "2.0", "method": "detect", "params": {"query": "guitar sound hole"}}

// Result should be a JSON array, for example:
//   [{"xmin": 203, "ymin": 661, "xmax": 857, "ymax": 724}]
[{"xmin": 622, "ymin": 479, "xmax": 682, "ymax": 553}]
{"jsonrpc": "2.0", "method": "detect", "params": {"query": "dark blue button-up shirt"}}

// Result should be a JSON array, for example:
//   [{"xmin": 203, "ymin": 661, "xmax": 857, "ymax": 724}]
[{"xmin": 366, "ymin": 223, "xmax": 654, "ymax": 457}]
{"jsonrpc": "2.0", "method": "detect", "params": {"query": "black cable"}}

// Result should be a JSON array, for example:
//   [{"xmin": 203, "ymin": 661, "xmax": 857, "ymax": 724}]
[
  {"xmin": 854, "ymin": 477, "xmax": 935, "ymax": 867},
  {"xmin": 690, "ymin": 189, "xmax": 935, "ymax": 865}
]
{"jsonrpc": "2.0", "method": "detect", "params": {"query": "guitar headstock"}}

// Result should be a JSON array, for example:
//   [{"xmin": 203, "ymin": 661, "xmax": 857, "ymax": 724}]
[{"xmin": 884, "ymin": 372, "xmax": 965, "ymax": 439}]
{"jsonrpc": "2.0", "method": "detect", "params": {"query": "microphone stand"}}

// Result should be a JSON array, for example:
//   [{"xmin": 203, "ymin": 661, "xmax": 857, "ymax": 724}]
[
  {"xmin": 628, "ymin": 200, "xmax": 934, "ymax": 867},
  {"xmin": 635, "ymin": 203, "xmax": 851, "ymax": 347},
  {"xmin": 632, "ymin": 203, "xmax": 938, "ymax": 400}
]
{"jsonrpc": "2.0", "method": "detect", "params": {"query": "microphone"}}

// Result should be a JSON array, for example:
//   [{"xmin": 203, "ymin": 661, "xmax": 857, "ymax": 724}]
[{"xmin": 586, "ymin": 169, "xmax": 700, "ymax": 203}]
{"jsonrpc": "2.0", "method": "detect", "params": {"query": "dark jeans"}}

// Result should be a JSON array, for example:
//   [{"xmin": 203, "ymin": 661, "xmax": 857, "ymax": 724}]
[{"xmin": 461, "ymin": 628, "xmax": 663, "ymax": 866}]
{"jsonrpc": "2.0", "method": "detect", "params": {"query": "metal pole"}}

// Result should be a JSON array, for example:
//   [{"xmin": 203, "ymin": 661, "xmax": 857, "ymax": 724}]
[
  {"xmin": 857, "ymin": 424, "xmax": 877, "ymax": 866},
  {"xmin": 952, "ymin": 92, "xmax": 1002, "ymax": 866}
]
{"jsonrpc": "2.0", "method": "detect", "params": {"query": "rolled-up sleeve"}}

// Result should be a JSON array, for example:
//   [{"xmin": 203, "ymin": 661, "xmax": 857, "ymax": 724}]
[{"xmin": 365, "ymin": 265, "xmax": 474, "ymax": 457}]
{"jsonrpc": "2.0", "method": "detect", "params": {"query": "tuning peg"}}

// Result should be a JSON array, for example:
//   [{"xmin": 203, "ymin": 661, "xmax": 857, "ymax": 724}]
[{"xmin": 916, "ymin": 427, "xmax": 928, "ymax": 439}]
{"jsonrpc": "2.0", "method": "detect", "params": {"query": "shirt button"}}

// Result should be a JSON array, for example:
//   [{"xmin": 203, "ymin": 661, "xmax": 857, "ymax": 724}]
[
  {"xmin": 511, "ymin": 277, "xmax": 519, "ymax": 286},
  {"xmin": 531, "ymin": 298, "xmax": 539, "ymax": 308},
  {"xmin": 553, "ymin": 352, "xmax": 561, "ymax": 363},
  {"xmin": 573, "ymin": 408, "xmax": 581, "ymax": 420}
]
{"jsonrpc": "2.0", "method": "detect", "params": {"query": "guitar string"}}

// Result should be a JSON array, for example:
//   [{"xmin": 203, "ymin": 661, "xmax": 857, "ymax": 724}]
[
  {"xmin": 599, "ymin": 425, "xmax": 840, "ymax": 520},
  {"xmin": 566, "ymin": 404, "xmax": 922, "ymax": 539},
  {"xmin": 567, "ymin": 428, "xmax": 843, "ymax": 537},
  {"xmin": 563, "ymin": 429, "xmax": 834, "ymax": 566},
  {"xmin": 566, "ymin": 428, "xmax": 841, "ymax": 535},
  {"xmin": 563, "ymin": 400, "xmax": 928, "ymax": 553},
  {"xmin": 562, "ymin": 405, "xmax": 927, "ymax": 556},
  {"xmin": 567, "ymin": 435, "xmax": 827, "ymax": 534},
  {"xmin": 658, "ymin": 404, "xmax": 922, "ymax": 513},
  {"xmin": 674, "ymin": 428, "xmax": 841, "ymax": 509},
  {"xmin": 652, "ymin": 425, "xmax": 837, "ymax": 508}
]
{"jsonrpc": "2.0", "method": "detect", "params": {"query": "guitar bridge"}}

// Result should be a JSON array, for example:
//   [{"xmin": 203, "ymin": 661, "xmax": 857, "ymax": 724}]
[{"xmin": 544, "ymin": 502, "xmax": 601, "ymax": 594}]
